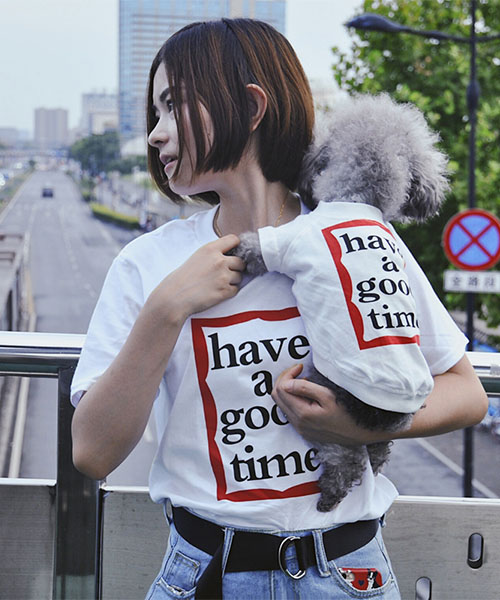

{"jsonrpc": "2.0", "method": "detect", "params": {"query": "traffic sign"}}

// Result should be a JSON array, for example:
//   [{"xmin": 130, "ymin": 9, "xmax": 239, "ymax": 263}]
[
  {"xmin": 443, "ymin": 209, "xmax": 500, "ymax": 271},
  {"xmin": 444, "ymin": 269, "xmax": 500, "ymax": 293}
]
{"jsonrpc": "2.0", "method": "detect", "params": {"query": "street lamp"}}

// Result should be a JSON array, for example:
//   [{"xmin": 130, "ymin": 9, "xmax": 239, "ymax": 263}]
[{"xmin": 346, "ymin": 2, "xmax": 500, "ymax": 498}]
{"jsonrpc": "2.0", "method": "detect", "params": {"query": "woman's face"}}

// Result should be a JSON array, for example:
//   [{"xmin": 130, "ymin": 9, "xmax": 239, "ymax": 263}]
[{"xmin": 148, "ymin": 65, "xmax": 214, "ymax": 195}]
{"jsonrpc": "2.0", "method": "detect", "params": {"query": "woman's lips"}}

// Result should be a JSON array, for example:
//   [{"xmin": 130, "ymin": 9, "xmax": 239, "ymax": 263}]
[{"xmin": 164, "ymin": 159, "xmax": 177, "ymax": 176}]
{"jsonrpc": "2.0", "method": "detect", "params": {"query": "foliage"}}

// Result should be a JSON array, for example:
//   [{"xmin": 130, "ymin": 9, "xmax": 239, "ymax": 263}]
[
  {"xmin": 108, "ymin": 155, "xmax": 147, "ymax": 174},
  {"xmin": 69, "ymin": 131, "xmax": 146, "ymax": 177},
  {"xmin": 0, "ymin": 171, "xmax": 30, "ymax": 206},
  {"xmin": 89, "ymin": 202, "xmax": 140, "ymax": 229},
  {"xmin": 331, "ymin": 0, "xmax": 500, "ymax": 327},
  {"xmin": 79, "ymin": 176, "xmax": 96, "ymax": 203},
  {"xmin": 69, "ymin": 131, "xmax": 121, "ymax": 176}
]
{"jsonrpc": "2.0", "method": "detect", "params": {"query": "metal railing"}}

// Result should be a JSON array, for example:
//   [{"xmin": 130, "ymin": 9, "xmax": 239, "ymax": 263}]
[
  {"xmin": 0, "ymin": 234, "xmax": 26, "ymax": 333},
  {"xmin": 0, "ymin": 331, "xmax": 97, "ymax": 599},
  {"xmin": 0, "ymin": 331, "xmax": 500, "ymax": 599}
]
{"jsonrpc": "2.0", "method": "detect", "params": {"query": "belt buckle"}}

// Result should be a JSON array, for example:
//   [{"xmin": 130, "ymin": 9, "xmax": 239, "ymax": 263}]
[{"xmin": 278, "ymin": 536, "xmax": 306, "ymax": 580}]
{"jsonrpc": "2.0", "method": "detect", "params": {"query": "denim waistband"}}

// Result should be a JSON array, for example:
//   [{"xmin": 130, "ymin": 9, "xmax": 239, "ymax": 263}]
[{"xmin": 172, "ymin": 506, "xmax": 379, "ymax": 600}]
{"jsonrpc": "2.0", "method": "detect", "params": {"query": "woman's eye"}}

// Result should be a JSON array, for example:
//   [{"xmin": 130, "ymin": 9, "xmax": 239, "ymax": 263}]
[{"xmin": 166, "ymin": 99, "xmax": 174, "ymax": 113}]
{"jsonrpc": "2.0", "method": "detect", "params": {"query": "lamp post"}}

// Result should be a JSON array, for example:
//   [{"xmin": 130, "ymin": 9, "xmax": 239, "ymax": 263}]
[{"xmin": 346, "ymin": 1, "xmax": 500, "ymax": 497}]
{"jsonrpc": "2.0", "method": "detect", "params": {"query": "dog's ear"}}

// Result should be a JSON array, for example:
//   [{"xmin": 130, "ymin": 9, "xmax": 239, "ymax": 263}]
[
  {"xmin": 297, "ymin": 145, "xmax": 329, "ymax": 210},
  {"xmin": 400, "ymin": 155, "xmax": 450, "ymax": 222},
  {"xmin": 392, "ymin": 100, "xmax": 451, "ymax": 223}
]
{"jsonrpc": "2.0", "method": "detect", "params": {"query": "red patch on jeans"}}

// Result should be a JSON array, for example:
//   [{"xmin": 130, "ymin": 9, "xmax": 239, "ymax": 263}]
[{"xmin": 338, "ymin": 567, "xmax": 383, "ymax": 590}]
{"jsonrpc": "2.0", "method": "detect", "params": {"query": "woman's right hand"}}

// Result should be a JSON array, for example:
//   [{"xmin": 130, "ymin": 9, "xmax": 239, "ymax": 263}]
[
  {"xmin": 73, "ymin": 234, "xmax": 245, "ymax": 480},
  {"xmin": 148, "ymin": 234, "xmax": 245, "ymax": 323}
]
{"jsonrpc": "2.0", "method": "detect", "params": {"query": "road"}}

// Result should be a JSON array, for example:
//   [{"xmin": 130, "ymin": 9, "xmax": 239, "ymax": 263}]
[
  {"xmin": 0, "ymin": 169, "xmax": 155, "ymax": 485},
  {"xmin": 0, "ymin": 169, "xmax": 499, "ymax": 498}
]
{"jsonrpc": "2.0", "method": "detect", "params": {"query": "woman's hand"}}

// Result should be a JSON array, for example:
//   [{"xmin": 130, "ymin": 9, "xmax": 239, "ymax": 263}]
[
  {"xmin": 272, "ymin": 364, "xmax": 386, "ymax": 446},
  {"xmin": 149, "ymin": 234, "xmax": 245, "ymax": 323},
  {"xmin": 73, "ymin": 234, "xmax": 245, "ymax": 480},
  {"xmin": 272, "ymin": 355, "xmax": 488, "ymax": 446}
]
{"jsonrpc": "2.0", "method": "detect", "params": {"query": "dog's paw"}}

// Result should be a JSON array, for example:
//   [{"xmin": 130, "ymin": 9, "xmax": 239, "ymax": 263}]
[{"xmin": 232, "ymin": 231, "xmax": 268, "ymax": 276}]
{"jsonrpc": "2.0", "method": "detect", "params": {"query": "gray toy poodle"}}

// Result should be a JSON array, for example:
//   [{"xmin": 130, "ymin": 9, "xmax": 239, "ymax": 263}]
[{"xmin": 231, "ymin": 93, "xmax": 450, "ymax": 511}]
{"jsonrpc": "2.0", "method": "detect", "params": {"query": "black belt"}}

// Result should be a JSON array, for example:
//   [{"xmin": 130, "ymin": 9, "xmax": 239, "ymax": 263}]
[{"xmin": 172, "ymin": 507, "xmax": 379, "ymax": 599}]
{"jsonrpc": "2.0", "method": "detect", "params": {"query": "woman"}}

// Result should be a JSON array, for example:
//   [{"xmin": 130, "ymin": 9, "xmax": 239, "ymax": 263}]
[{"xmin": 71, "ymin": 18, "xmax": 487, "ymax": 599}]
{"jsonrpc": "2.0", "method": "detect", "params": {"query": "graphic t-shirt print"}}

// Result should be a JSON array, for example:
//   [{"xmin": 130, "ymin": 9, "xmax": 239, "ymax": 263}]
[
  {"xmin": 322, "ymin": 219, "xmax": 420, "ymax": 348},
  {"xmin": 191, "ymin": 308, "xmax": 321, "ymax": 502}
]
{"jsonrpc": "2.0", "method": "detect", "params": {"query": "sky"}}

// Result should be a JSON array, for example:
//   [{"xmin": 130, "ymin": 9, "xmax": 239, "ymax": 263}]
[{"xmin": 0, "ymin": 0, "xmax": 362, "ymax": 135}]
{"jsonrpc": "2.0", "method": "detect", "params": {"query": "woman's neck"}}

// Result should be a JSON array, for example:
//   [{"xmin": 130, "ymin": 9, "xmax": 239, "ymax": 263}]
[{"xmin": 212, "ymin": 160, "xmax": 300, "ymax": 237}]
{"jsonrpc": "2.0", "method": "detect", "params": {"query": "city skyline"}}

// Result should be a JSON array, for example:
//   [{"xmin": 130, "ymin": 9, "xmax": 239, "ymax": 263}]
[
  {"xmin": 34, "ymin": 107, "xmax": 69, "ymax": 149},
  {"xmin": 1, "ymin": 0, "xmax": 361, "ymax": 136},
  {"xmin": 119, "ymin": 0, "xmax": 286, "ymax": 141}
]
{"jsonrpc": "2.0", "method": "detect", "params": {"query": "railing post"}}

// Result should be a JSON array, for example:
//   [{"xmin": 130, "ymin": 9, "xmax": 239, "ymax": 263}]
[{"xmin": 53, "ymin": 366, "xmax": 100, "ymax": 599}]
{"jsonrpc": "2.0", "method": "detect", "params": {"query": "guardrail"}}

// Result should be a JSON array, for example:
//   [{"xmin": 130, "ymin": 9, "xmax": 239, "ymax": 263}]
[
  {"xmin": 0, "ymin": 332, "xmax": 95, "ymax": 599},
  {"xmin": 0, "ymin": 332, "xmax": 499, "ymax": 599},
  {"xmin": 0, "ymin": 233, "xmax": 26, "ymax": 333}
]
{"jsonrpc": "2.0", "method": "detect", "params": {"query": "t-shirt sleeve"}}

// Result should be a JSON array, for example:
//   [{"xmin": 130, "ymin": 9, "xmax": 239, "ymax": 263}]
[
  {"xmin": 392, "ymin": 228, "xmax": 468, "ymax": 375},
  {"xmin": 70, "ymin": 252, "xmax": 144, "ymax": 406},
  {"xmin": 258, "ymin": 217, "xmax": 307, "ymax": 274}
]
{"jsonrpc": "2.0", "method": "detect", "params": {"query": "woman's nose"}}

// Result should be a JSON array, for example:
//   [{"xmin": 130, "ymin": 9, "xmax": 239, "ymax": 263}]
[{"xmin": 148, "ymin": 119, "xmax": 167, "ymax": 148}]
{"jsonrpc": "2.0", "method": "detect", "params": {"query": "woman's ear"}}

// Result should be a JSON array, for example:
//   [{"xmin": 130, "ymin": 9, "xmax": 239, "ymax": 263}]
[{"xmin": 246, "ymin": 84, "xmax": 267, "ymax": 132}]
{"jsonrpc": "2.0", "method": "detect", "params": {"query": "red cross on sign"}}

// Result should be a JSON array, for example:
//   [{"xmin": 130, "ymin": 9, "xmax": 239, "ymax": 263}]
[{"xmin": 443, "ymin": 209, "xmax": 500, "ymax": 271}]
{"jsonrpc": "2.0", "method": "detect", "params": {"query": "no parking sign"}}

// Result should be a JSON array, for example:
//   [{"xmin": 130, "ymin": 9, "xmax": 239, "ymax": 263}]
[{"xmin": 443, "ymin": 209, "xmax": 500, "ymax": 271}]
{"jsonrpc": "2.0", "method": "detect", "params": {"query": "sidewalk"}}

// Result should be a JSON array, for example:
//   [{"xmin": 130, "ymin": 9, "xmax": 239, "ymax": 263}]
[
  {"xmin": 95, "ymin": 175, "xmax": 210, "ymax": 227},
  {"xmin": 383, "ymin": 437, "xmax": 494, "ymax": 499},
  {"xmin": 450, "ymin": 310, "xmax": 500, "ymax": 348}
]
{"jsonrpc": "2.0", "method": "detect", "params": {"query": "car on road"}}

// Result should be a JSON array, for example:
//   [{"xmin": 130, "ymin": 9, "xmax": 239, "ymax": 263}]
[{"xmin": 41, "ymin": 186, "xmax": 54, "ymax": 198}]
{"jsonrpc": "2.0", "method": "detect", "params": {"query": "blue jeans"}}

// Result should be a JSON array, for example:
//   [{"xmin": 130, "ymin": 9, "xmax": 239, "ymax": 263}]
[{"xmin": 145, "ymin": 517, "xmax": 401, "ymax": 599}]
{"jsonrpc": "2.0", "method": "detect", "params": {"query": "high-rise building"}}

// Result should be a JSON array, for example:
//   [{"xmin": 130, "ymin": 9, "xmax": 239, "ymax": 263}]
[
  {"xmin": 0, "ymin": 128, "xmax": 20, "ymax": 147},
  {"xmin": 119, "ymin": 0, "xmax": 286, "ymax": 141},
  {"xmin": 80, "ymin": 92, "xmax": 119, "ymax": 136},
  {"xmin": 34, "ymin": 108, "xmax": 69, "ymax": 150}
]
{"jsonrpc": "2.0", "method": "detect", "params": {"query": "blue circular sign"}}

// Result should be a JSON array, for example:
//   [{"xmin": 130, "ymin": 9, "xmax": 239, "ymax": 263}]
[{"xmin": 443, "ymin": 209, "xmax": 500, "ymax": 271}]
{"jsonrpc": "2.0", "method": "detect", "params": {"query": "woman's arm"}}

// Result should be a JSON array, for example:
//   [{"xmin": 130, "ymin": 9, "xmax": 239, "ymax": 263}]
[
  {"xmin": 271, "ymin": 354, "xmax": 488, "ymax": 446},
  {"xmin": 394, "ymin": 354, "xmax": 488, "ymax": 439},
  {"xmin": 72, "ymin": 235, "xmax": 244, "ymax": 480}
]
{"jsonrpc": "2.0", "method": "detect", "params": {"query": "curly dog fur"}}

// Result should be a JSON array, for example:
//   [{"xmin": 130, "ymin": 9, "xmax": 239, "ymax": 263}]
[{"xmin": 232, "ymin": 93, "xmax": 449, "ymax": 511}]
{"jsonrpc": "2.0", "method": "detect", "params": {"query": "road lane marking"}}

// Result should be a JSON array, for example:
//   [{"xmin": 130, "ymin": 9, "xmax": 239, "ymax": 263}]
[
  {"xmin": 0, "ymin": 174, "xmax": 33, "ymax": 226},
  {"xmin": 84, "ymin": 281, "xmax": 97, "ymax": 298},
  {"xmin": 8, "ymin": 277, "xmax": 37, "ymax": 478},
  {"xmin": 8, "ymin": 376, "xmax": 30, "ymax": 478},
  {"xmin": 416, "ymin": 438, "xmax": 497, "ymax": 498},
  {"xmin": 96, "ymin": 219, "xmax": 122, "ymax": 254},
  {"xmin": 54, "ymin": 195, "xmax": 101, "ymax": 298}
]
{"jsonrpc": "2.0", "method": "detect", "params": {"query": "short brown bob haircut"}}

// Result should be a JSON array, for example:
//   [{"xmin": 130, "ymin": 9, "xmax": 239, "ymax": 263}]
[{"xmin": 147, "ymin": 18, "xmax": 315, "ymax": 205}]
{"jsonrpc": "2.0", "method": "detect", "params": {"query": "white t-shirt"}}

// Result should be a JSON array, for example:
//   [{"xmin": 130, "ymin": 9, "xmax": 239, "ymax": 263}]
[
  {"xmin": 71, "ymin": 204, "xmax": 467, "ymax": 531},
  {"xmin": 259, "ymin": 201, "xmax": 434, "ymax": 413}
]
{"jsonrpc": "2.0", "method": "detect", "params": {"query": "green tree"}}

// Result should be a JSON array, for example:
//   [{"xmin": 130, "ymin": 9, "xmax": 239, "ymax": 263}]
[
  {"xmin": 69, "ymin": 131, "xmax": 121, "ymax": 176},
  {"xmin": 107, "ymin": 154, "xmax": 147, "ymax": 174},
  {"xmin": 331, "ymin": 0, "xmax": 500, "ymax": 328}
]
